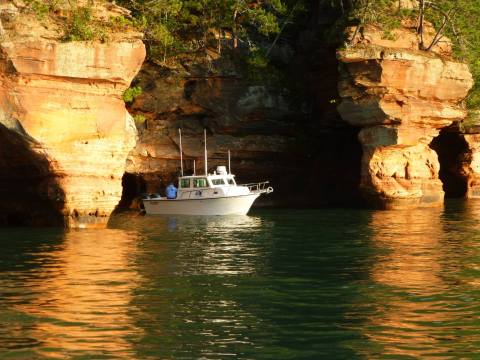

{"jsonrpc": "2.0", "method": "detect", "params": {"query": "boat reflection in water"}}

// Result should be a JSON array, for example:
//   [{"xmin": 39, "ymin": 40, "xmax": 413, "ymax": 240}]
[
  {"xmin": 112, "ymin": 213, "xmax": 271, "ymax": 276},
  {"xmin": 109, "ymin": 213, "xmax": 276, "ymax": 358},
  {"xmin": 10, "ymin": 229, "xmax": 143, "ymax": 359},
  {"xmin": 353, "ymin": 205, "xmax": 479, "ymax": 358}
]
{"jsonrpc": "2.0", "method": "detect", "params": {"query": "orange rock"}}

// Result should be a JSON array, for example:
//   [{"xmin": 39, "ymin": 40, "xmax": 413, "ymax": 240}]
[
  {"xmin": 338, "ymin": 24, "xmax": 473, "ymax": 209},
  {"xmin": 0, "ymin": 3, "xmax": 145, "ymax": 227},
  {"xmin": 461, "ymin": 134, "xmax": 480, "ymax": 198}
]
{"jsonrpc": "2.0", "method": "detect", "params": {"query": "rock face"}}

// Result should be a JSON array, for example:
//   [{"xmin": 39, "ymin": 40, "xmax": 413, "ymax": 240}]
[
  {"xmin": 124, "ymin": 60, "xmax": 307, "ymax": 207},
  {"xmin": 337, "ymin": 23, "xmax": 473, "ymax": 208},
  {"xmin": 0, "ymin": 3, "xmax": 145, "ymax": 226},
  {"xmin": 460, "ymin": 133, "xmax": 480, "ymax": 199}
]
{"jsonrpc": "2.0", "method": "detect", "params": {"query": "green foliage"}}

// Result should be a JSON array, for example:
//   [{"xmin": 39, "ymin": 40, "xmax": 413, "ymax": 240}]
[
  {"xmin": 133, "ymin": 114, "xmax": 147, "ymax": 127},
  {"xmin": 123, "ymin": 86, "xmax": 143, "ymax": 103},
  {"xmin": 459, "ymin": 110, "xmax": 480, "ymax": 133},
  {"xmin": 117, "ymin": 0, "xmax": 308, "ymax": 63},
  {"xmin": 26, "ymin": 1, "xmax": 50, "ymax": 18},
  {"xmin": 63, "ymin": 6, "xmax": 95, "ymax": 41},
  {"xmin": 246, "ymin": 48, "xmax": 269, "ymax": 68},
  {"xmin": 108, "ymin": 15, "xmax": 147, "ymax": 31},
  {"xmin": 151, "ymin": 22, "xmax": 176, "ymax": 62},
  {"xmin": 254, "ymin": 9, "xmax": 281, "ymax": 35},
  {"xmin": 24, "ymin": 0, "xmax": 62, "ymax": 19}
]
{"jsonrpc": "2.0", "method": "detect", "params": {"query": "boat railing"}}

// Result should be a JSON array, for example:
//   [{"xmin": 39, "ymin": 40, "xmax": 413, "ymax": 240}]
[{"xmin": 242, "ymin": 181, "xmax": 274, "ymax": 194}]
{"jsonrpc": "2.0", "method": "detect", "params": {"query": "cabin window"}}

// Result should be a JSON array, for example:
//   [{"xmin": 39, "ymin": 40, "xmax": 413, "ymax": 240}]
[
  {"xmin": 227, "ymin": 178, "xmax": 235, "ymax": 185},
  {"xmin": 180, "ymin": 179, "xmax": 191, "ymax": 188},
  {"xmin": 193, "ymin": 178, "xmax": 208, "ymax": 188},
  {"xmin": 211, "ymin": 179, "xmax": 225, "ymax": 186}
]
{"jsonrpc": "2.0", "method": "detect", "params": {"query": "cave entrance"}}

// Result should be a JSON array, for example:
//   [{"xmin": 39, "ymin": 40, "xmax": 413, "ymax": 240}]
[
  {"xmin": 430, "ymin": 129, "xmax": 468, "ymax": 198},
  {"xmin": 0, "ymin": 124, "xmax": 64, "ymax": 226},
  {"xmin": 117, "ymin": 172, "xmax": 147, "ymax": 209}
]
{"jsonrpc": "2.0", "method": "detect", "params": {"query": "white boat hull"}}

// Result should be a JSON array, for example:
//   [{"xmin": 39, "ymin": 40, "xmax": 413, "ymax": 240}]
[{"xmin": 143, "ymin": 193, "xmax": 261, "ymax": 216}]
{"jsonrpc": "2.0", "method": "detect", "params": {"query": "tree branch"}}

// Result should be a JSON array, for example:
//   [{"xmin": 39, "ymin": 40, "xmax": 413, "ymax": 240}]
[
  {"xmin": 350, "ymin": 0, "xmax": 370, "ymax": 44},
  {"xmin": 425, "ymin": 6, "xmax": 457, "ymax": 52}
]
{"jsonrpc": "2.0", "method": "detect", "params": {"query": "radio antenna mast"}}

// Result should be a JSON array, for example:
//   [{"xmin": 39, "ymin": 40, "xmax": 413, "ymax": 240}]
[
  {"xmin": 228, "ymin": 150, "xmax": 231, "ymax": 174},
  {"xmin": 179, "ymin": 128, "xmax": 184, "ymax": 176},
  {"xmin": 204, "ymin": 129, "xmax": 208, "ymax": 175}
]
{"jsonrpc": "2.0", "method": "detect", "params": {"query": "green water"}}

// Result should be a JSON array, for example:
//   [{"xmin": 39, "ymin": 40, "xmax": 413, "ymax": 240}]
[{"xmin": 1, "ymin": 202, "xmax": 480, "ymax": 359}]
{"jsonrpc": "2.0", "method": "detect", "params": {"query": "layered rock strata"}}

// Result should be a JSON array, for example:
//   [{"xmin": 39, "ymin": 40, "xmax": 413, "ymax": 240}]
[
  {"xmin": 337, "ymin": 24, "xmax": 473, "ymax": 209},
  {"xmin": 0, "ymin": 3, "xmax": 145, "ymax": 226}
]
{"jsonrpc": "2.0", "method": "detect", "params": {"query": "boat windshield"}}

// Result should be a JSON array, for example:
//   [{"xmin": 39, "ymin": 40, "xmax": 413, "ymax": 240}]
[
  {"xmin": 227, "ymin": 178, "xmax": 235, "ymax": 185},
  {"xmin": 193, "ymin": 178, "xmax": 208, "ymax": 188},
  {"xmin": 211, "ymin": 178, "xmax": 225, "ymax": 186},
  {"xmin": 180, "ymin": 178, "xmax": 190, "ymax": 188}
]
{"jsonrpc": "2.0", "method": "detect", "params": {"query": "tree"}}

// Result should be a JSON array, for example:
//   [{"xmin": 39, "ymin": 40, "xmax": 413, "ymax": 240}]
[{"xmin": 117, "ymin": 0, "xmax": 306, "ymax": 61}]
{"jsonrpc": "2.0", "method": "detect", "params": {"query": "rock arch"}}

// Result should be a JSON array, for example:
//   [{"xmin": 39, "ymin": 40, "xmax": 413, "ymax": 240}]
[{"xmin": 337, "ymin": 24, "xmax": 473, "ymax": 209}]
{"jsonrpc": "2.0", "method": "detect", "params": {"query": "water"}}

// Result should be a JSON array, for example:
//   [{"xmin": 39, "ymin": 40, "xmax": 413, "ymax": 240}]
[{"xmin": 1, "ymin": 201, "xmax": 480, "ymax": 359}]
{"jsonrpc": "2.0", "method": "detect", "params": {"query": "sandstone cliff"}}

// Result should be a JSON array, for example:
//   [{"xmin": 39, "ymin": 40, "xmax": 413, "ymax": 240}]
[
  {"xmin": 337, "ymin": 22, "xmax": 474, "ymax": 209},
  {"xmin": 0, "ymin": 1, "xmax": 145, "ymax": 226}
]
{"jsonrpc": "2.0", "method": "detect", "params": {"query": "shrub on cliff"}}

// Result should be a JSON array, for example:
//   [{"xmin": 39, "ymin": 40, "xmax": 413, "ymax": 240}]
[
  {"xmin": 63, "ymin": 6, "xmax": 96, "ymax": 41},
  {"xmin": 123, "ymin": 86, "xmax": 143, "ymax": 103},
  {"xmin": 24, "ymin": 0, "xmax": 57, "ymax": 19}
]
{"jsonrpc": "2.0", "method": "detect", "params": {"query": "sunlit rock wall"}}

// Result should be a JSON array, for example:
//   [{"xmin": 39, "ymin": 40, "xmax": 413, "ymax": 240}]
[
  {"xmin": 337, "ymin": 23, "xmax": 473, "ymax": 209},
  {"xmin": 0, "ymin": 2, "xmax": 145, "ymax": 226}
]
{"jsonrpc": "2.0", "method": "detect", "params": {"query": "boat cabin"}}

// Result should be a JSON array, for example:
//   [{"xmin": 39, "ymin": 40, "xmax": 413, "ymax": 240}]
[
  {"xmin": 179, "ymin": 166, "xmax": 236, "ymax": 189},
  {"xmin": 175, "ymin": 166, "xmax": 249, "ymax": 200}
]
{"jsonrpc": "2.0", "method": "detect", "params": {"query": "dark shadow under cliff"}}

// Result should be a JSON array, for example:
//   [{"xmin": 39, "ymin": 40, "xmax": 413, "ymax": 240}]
[{"xmin": 0, "ymin": 124, "xmax": 64, "ymax": 226}]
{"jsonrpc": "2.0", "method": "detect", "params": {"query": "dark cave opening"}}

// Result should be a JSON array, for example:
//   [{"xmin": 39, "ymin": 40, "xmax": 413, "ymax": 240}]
[
  {"xmin": 430, "ymin": 129, "xmax": 469, "ymax": 199},
  {"xmin": 117, "ymin": 172, "xmax": 147, "ymax": 209},
  {"xmin": 307, "ymin": 126, "xmax": 363, "ymax": 207},
  {"xmin": 0, "ymin": 124, "xmax": 64, "ymax": 227}
]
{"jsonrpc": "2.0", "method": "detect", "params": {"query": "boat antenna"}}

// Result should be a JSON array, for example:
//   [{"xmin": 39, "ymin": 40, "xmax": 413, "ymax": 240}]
[
  {"xmin": 179, "ymin": 128, "xmax": 184, "ymax": 176},
  {"xmin": 228, "ymin": 150, "xmax": 231, "ymax": 174},
  {"xmin": 193, "ymin": 159, "xmax": 196, "ymax": 175},
  {"xmin": 204, "ymin": 128, "xmax": 208, "ymax": 175}
]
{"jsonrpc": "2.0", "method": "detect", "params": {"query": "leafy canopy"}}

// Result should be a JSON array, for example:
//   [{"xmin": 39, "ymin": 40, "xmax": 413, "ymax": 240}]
[{"xmin": 116, "ymin": 0, "xmax": 306, "ymax": 63}]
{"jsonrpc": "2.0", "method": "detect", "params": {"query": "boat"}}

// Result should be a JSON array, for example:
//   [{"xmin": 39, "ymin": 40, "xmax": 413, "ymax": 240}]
[{"xmin": 142, "ymin": 129, "xmax": 273, "ymax": 216}]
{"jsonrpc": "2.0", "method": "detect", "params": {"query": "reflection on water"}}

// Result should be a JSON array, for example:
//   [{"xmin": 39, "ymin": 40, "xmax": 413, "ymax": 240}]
[
  {"xmin": 111, "ymin": 214, "xmax": 277, "ymax": 359},
  {"xmin": 359, "ymin": 208, "xmax": 451, "ymax": 358},
  {"xmin": 113, "ymin": 214, "xmax": 271, "ymax": 276},
  {"xmin": 354, "ymin": 203, "xmax": 480, "ymax": 358},
  {"xmin": 1, "ymin": 205, "xmax": 480, "ymax": 358},
  {"xmin": 369, "ymin": 208, "xmax": 446, "ymax": 293},
  {"xmin": 0, "ymin": 228, "xmax": 142, "ymax": 359}
]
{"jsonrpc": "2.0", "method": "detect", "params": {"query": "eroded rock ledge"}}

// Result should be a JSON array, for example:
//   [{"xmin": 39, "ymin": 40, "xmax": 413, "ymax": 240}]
[
  {"xmin": 337, "ymin": 23, "xmax": 474, "ymax": 209},
  {"xmin": 0, "ymin": 2, "xmax": 145, "ymax": 226}
]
